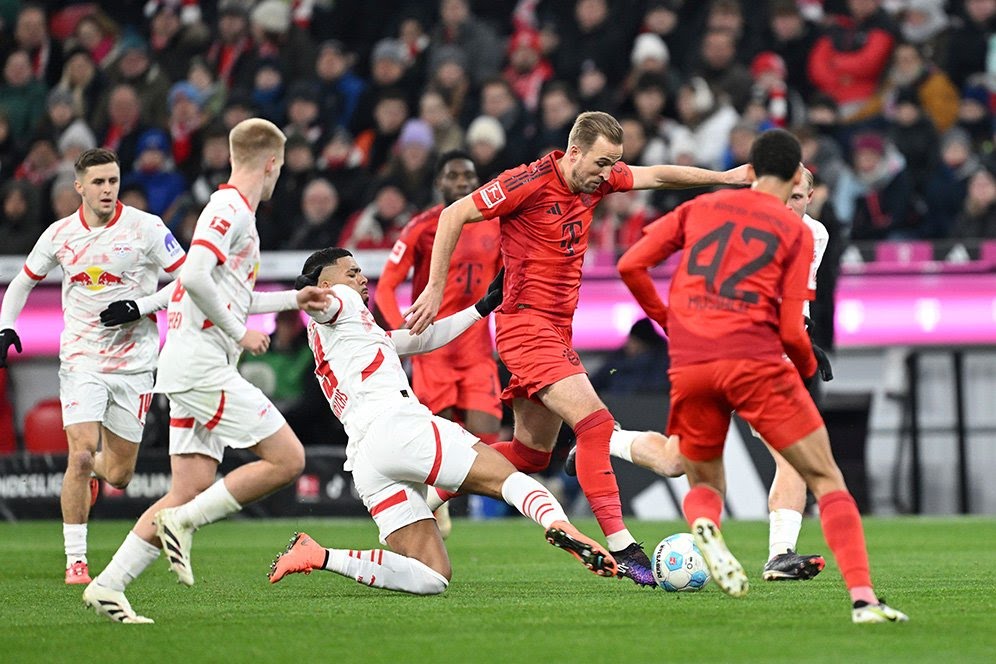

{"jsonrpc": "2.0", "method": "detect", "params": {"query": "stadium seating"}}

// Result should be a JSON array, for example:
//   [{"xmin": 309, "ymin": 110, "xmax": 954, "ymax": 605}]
[{"xmin": 23, "ymin": 398, "xmax": 68, "ymax": 454}]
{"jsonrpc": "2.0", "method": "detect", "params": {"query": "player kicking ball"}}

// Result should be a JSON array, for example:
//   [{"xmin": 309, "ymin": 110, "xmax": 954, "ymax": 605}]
[{"xmin": 268, "ymin": 248, "xmax": 615, "ymax": 594}]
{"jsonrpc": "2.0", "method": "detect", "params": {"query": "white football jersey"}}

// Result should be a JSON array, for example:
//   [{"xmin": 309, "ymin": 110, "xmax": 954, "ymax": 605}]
[
  {"xmin": 155, "ymin": 186, "xmax": 261, "ymax": 392},
  {"xmin": 802, "ymin": 213, "xmax": 829, "ymax": 317},
  {"xmin": 21, "ymin": 201, "xmax": 184, "ymax": 373},
  {"xmin": 307, "ymin": 284, "xmax": 427, "ymax": 467}
]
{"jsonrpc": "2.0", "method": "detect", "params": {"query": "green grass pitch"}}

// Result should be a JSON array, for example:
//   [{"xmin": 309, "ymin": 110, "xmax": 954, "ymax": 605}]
[{"xmin": 1, "ymin": 517, "xmax": 994, "ymax": 663}]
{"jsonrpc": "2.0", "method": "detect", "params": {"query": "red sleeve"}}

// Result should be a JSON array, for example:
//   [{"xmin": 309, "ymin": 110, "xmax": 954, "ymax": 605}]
[
  {"xmin": 617, "ymin": 206, "xmax": 686, "ymax": 330},
  {"xmin": 780, "ymin": 225, "xmax": 816, "ymax": 302},
  {"xmin": 830, "ymin": 29, "xmax": 893, "ymax": 78},
  {"xmin": 373, "ymin": 221, "xmax": 422, "ymax": 329},
  {"xmin": 470, "ymin": 165, "xmax": 535, "ymax": 220},
  {"xmin": 606, "ymin": 162, "xmax": 634, "ymax": 193},
  {"xmin": 806, "ymin": 37, "xmax": 835, "ymax": 94},
  {"xmin": 780, "ymin": 297, "xmax": 817, "ymax": 378}
]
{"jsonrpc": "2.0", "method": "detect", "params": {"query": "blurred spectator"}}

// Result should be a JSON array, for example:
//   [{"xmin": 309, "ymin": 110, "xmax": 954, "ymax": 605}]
[
  {"xmin": 854, "ymin": 41, "xmax": 959, "ymax": 132},
  {"xmin": 167, "ymin": 81, "xmax": 208, "ymax": 180},
  {"xmin": 105, "ymin": 32, "xmax": 171, "ymax": 128},
  {"xmin": 943, "ymin": 0, "xmax": 995, "ymax": 87},
  {"xmin": 339, "ymin": 179, "xmax": 414, "ymax": 250},
  {"xmin": 283, "ymin": 81, "xmax": 323, "ymax": 146},
  {"xmin": 531, "ymin": 81, "xmax": 580, "ymax": 159},
  {"xmin": 419, "ymin": 89, "xmax": 464, "ymax": 154},
  {"xmin": 190, "ymin": 123, "xmax": 232, "ymax": 206},
  {"xmin": 619, "ymin": 116, "xmax": 666, "ymax": 166},
  {"xmin": 49, "ymin": 175, "xmax": 79, "ymax": 221},
  {"xmin": 147, "ymin": 1, "xmax": 209, "ymax": 83},
  {"xmin": 314, "ymin": 40, "xmax": 366, "ymax": 132},
  {"xmin": 122, "ymin": 128, "xmax": 186, "ymax": 218},
  {"xmin": 0, "ymin": 112, "xmax": 21, "ymax": 180},
  {"xmin": 765, "ymin": 0, "xmax": 819, "ymax": 99},
  {"xmin": 465, "ymin": 115, "xmax": 508, "ymax": 181},
  {"xmin": 250, "ymin": 0, "xmax": 317, "ymax": 84},
  {"xmin": 351, "ymin": 39, "xmax": 416, "ymax": 135},
  {"xmin": 722, "ymin": 122, "xmax": 759, "ymax": 170},
  {"xmin": 952, "ymin": 165, "xmax": 996, "ymax": 238},
  {"xmin": 806, "ymin": 93, "xmax": 850, "ymax": 152},
  {"xmin": 956, "ymin": 78, "xmax": 994, "ymax": 150},
  {"xmin": 220, "ymin": 89, "xmax": 256, "ymax": 130},
  {"xmin": 14, "ymin": 137, "xmax": 60, "ymax": 205},
  {"xmin": 14, "ymin": 4, "xmax": 63, "ymax": 87},
  {"xmin": 185, "ymin": 57, "xmax": 226, "ymax": 122},
  {"xmin": 674, "ymin": 77, "xmax": 738, "ymax": 170},
  {"xmin": 251, "ymin": 58, "xmax": 287, "ymax": 125},
  {"xmin": 353, "ymin": 90, "xmax": 409, "ymax": 175},
  {"xmin": 98, "ymin": 83, "xmax": 149, "ymax": 176},
  {"xmin": 37, "ymin": 89, "xmax": 95, "ymax": 151},
  {"xmin": 54, "ymin": 46, "xmax": 105, "ymax": 129},
  {"xmin": 797, "ymin": 124, "xmax": 861, "ymax": 223},
  {"xmin": 72, "ymin": 11, "xmax": 119, "ymax": 69},
  {"xmin": 503, "ymin": 28, "xmax": 553, "ymax": 113},
  {"xmin": 628, "ymin": 73, "xmax": 674, "ymax": 147},
  {"xmin": 238, "ymin": 309, "xmax": 315, "ymax": 414},
  {"xmin": 695, "ymin": 28, "xmax": 753, "ymax": 112},
  {"xmin": 589, "ymin": 189, "xmax": 656, "ymax": 255},
  {"xmin": 384, "ymin": 119, "xmax": 436, "ymax": 209},
  {"xmin": 886, "ymin": 88, "xmax": 939, "ymax": 189},
  {"xmin": 590, "ymin": 318, "xmax": 670, "ymax": 395},
  {"xmin": 924, "ymin": 128, "xmax": 982, "ymax": 238},
  {"xmin": 0, "ymin": 51, "xmax": 47, "ymax": 144},
  {"xmin": 479, "ymin": 77, "xmax": 534, "ymax": 165},
  {"xmin": 704, "ymin": 0, "xmax": 762, "ymax": 66},
  {"xmin": 429, "ymin": 0, "xmax": 504, "ymax": 86},
  {"xmin": 0, "ymin": 179, "xmax": 42, "ymax": 254},
  {"xmin": 118, "ymin": 183, "xmax": 148, "ymax": 212},
  {"xmin": 807, "ymin": 0, "xmax": 897, "ymax": 122},
  {"xmin": 639, "ymin": 0, "xmax": 693, "ymax": 74},
  {"xmin": 427, "ymin": 45, "xmax": 473, "ymax": 125},
  {"xmin": 898, "ymin": 0, "xmax": 949, "ymax": 64},
  {"xmin": 620, "ymin": 32, "xmax": 680, "ymax": 112},
  {"xmin": 205, "ymin": 2, "xmax": 257, "ymax": 91},
  {"xmin": 744, "ymin": 51, "xmax": 805, "ymax": 129},
  {"xmin": 396, "ymin": 12, "xmax": 432, "ymax": 81},
  {"xmin": 553, "ymin": 0, "xmax": 627, "ymax": 84},
  {"xmin": 282, "ymin": 178, "xmax": 344, "ymax": 250},
  {"xmin": 849, "ymin": 132, "xmax": 922, "ymax": 239},
  {"xmin": 260, "ymin": 134, "xmax": 315, "ymax": 248}
]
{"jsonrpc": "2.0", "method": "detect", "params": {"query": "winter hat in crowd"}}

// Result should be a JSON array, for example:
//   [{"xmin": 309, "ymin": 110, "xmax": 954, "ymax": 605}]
[
  {"xmin": 47, "ymin": 88, "xmax": 75, "ymax": 109},
  {"xmin": 630, "ymin": 33, "xmax": 670, "ymax": 67},
  {"xmin": 466, "ymin": 115, "xmax": 506, "ymax": 150},
  {"xmin": 508, "ymin": 29, "xmax": 542, "ymax": 55},
  {"xmin": 251, "ymin": 0, "xmax": 291, "ymax": 34},
  {"xmin": 372, "ymin": 38, "xmax": 409, "ymax": 65},
  {"xmin": 750, "ymin": 52, "xmax": 787, "ymax": 79},
  {"xmin": 397, "ymin": 119, "xmax": 434, "ymax": 151},
  {"xmin": 852, "ymin": 132, "xmax": 885, "ymax": 156},
  {"xmin": 137, "ymin": 128, "xmax": 171, "ymax": 154},
  {"xmin": 168, "ymin": 81, "xmax": 208, "ymax": 110},
  {"xmin": 58, "ymin": 119, "xmax": 97, "ymax": 154}
]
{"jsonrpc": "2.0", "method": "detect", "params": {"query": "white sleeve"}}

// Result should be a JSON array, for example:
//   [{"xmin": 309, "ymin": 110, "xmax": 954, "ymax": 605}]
[
  {"xmin": 305, "ymin": 287, "xmax": 346, "ymax": 325},
  {"xmin": 391, "ymin": 306, "xmax": 482, "ymax": 357},
  {"xmin": 249, "ymin": 290, "xmax": 298, "ymax": 314},
  {"xmin": 181, "ymin": 244, "xmax": 248, "ymax": 341},
  {"xmin": 134, "ymin": 279, "xmax": 178, "ymax": 316},
  {"xmin": 0, "ymin": 270, "xmax": 39, "ymax": 330}
]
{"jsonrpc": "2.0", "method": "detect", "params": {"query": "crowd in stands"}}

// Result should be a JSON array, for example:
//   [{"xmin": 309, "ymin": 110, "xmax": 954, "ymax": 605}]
[{"xmin": 0, "ymin": 0, "xmax": 994, "ymax": 257}]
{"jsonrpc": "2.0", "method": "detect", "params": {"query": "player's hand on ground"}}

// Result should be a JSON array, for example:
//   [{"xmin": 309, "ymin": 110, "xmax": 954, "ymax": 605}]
[
  {"xmin": 812, "ymin": 343, "xmax": 833, "ymax": 381},
  {"xmin": 404, "ymin": 285, "xmax": 443, "ymax": 335},
  {"xmin": 723, "ymin": 164, "xmax": 752, "ymax": 186},
  {"xmin": 99, "ymin": 300, "xmax": 141, "ymax": 327},
  {"xmin": 296, "ymin": 286, "xmax": 333, "ymax": 313},
  {"xmin": 239, "ymin": 329, "xmax": 270, "ymax": 356},
  {"xmin": 0, "ymin": 328, "xmax": 22, "ymax": 368},
  {"xmin": 474, "ymin": 268, "xmax": 505, "ymax": 316}
]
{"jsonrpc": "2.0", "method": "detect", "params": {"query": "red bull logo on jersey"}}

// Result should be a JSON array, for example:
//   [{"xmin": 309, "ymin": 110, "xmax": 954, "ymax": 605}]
[{"xmin": 68, "ymin": 266, "xmax": 124, "ymax": 291}]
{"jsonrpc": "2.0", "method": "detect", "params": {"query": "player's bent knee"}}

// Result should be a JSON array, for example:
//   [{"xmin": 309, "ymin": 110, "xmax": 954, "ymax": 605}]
[
  {"xmin": 104, "ymin": 466, "xmax": 134, "ymax": 489},
  {"xmin": 66, "ymin": 450, "xmax": 96, "ymax": 477}
]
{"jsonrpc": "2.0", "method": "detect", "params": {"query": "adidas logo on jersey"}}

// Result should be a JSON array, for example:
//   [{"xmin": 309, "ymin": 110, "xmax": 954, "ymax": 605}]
[{"xmin": 546, "ymin": 203, "xmax": 562, "ymax": 215}]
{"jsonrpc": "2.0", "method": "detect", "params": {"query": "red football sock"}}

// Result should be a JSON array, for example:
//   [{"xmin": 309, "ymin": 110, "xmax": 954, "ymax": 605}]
[
  {"xmin": 476, "ymin": 432, "xmax": 499, "ymax": 445},
  {"xmin": 573, "ymin": 409, "xmax": 624, "ymax": 538},
  {"xmin": 818, "ymin": 490, "xmax": 873, "ymax": 590},
  {"xmin": 490, "ymin": 438, "xmax": 551, "ymax": 474},
  {"xmin": 682, "ymin": 485, "xmax": 723, "ymax": 527}
]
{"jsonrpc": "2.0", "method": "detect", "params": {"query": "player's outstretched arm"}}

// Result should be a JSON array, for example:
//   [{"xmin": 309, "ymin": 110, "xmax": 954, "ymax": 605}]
[
  {"xmin": 780, "ymin": 297, "xmax": 817, "ymax": 380},
  {"xmin": 629, "ymin": 163, "xmax": 752, "ymax": 190},
  {"xmin": 393, "ymin": 269, "xmax": 503, "ymax": 357},
  {"xmin": 617, "ymin": 214, "xmax": 683, "ymax": 331},
  {"xmin": 404, "ymin": 195, "xmax": 482, "ymax": 334}
]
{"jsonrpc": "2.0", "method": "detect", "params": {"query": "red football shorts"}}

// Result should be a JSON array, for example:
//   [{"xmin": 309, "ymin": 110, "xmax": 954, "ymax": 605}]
[
  {"xmin": 495, "ymin": 311, "xmax": 586, "ymax": 405},
  {"xmin": 411, "ymin": 352, "xmax": 502, "ymax": 419},
  {"xmin": 668, "ymin": 358, "xmax": 824, "ymax": 462}
]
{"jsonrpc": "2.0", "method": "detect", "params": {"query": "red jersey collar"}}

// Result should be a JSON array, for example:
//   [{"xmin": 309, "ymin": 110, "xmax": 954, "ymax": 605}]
[
  {"xmin": 219, "ymin": 183, "xmax": 252, "ymax": 212},
  {"xmin": 79, "ymin": 200, "xmax": 124, "ymax": 230},
  {"xmin": 547, "ymin": 150, "xmax": 569, "ymax": 190}
]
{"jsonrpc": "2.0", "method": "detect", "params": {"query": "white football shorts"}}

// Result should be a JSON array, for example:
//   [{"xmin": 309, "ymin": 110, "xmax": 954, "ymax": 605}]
[
  {"xmin": 350, "ymin": 400, "xmax": 480, "ymax": 543},
  {"xmin": 166, "ymin": 373, "xmax": 286, "ymax": 462},
  {"xmin": 59, "ymin": 370, "xmax": 154, "ymax": 443}
]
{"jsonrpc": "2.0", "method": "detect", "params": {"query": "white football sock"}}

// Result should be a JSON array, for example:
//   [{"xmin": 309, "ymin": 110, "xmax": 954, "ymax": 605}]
[
  {"xmin": 605, "ymin": 530, "xmax": 636, "ymax": 551},
  {"xmin": 323, "ymin": 548, "xmax": 448, "ymax": 595},
  {"xmin": 94, "ymin": 531, "xmax": 161, "ymax": 591},
  {"xmin": 426, "ymin": 487, "xmax": 446, "ymax": 512},
  {"xmin": 172, "ymin": 479, "xmax": 242, "ymax": 529},
  {"xmin": 609, "ymin": 428, "xmax": 639, "ymax": 463},
  {"xmin": 500, "ymin": 472, "xmax": 568, "ymax": 529},
  {"xmin": 64, "ymin": 523, "xmax": 87, "ymax": 566},
  {"xmin": 768, "ymin": 508, "xmax": 803, "ymax": 559}
]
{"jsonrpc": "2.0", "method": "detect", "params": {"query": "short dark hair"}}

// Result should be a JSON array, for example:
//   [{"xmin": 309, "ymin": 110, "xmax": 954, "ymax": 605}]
[
  {"xmin": 296, "ymin": 247, "xmax": 353, "ymax": 289},
  {"xmin": 748, "ymin": 128, "xmax": 801, "ymax": 181},
  {"xmin": 74, "ymin": 148, "xmax": 119, "ymax": 177},
  {"xmin": 435, "ymin": 149, "xmax": 475, "ymax": 177}
]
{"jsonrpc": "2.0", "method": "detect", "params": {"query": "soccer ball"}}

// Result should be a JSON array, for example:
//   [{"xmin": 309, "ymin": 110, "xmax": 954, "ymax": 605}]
[{"xmin": 652, "ymin": 533, "xmax": 711, "ymax": 592}]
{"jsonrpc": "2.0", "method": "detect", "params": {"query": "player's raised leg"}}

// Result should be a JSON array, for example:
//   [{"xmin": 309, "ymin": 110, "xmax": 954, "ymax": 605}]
[
  {"xmin": 777, "ymin": 426, "xmax": 908, "ymax": 623},
  {"xmin": 763, "ymin": 443, "xmax": 825, "ymax": 581},
  {"xmin": 565, "ymin": 427, "xmax": 683, "ymax": 478}
]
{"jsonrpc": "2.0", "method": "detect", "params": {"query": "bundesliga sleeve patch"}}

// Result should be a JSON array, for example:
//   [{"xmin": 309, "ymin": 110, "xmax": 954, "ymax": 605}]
[
  {"xmin": 388, "ymin": 239, "xmax": 407, "ymax": 264},
  {"xmin": 479, "ymin": 181, "xmax": 507, "ymax": 209}
]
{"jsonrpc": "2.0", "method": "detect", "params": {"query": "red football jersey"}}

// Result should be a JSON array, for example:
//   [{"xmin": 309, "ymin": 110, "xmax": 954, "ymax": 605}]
[
  {"xmin": 623, "ymin": 188, "xmax": 814, "ymax": 368},
  {"xmin": 375, "ymin": 204, "xmax": 501, "ymax": 366},
  {"xmin": 471, "ymin": 151, "xmax": 634, "ymax": 325}
]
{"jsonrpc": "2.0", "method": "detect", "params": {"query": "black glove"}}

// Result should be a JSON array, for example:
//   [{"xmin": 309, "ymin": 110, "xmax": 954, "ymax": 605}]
[
  {"xmin": 474, "ymin": 268, "xmax": 505, "ymax": 316},
  {"xmin": 812, "ymin": 343, "xmax": 833, "ymax": 382},
  {"xmin": 100, "ymin": 300, "xmax": 141, "ymax": 327},
  {"xmin": 0, "ymin": 328, "xmax": 22, "ymax": 368}
]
